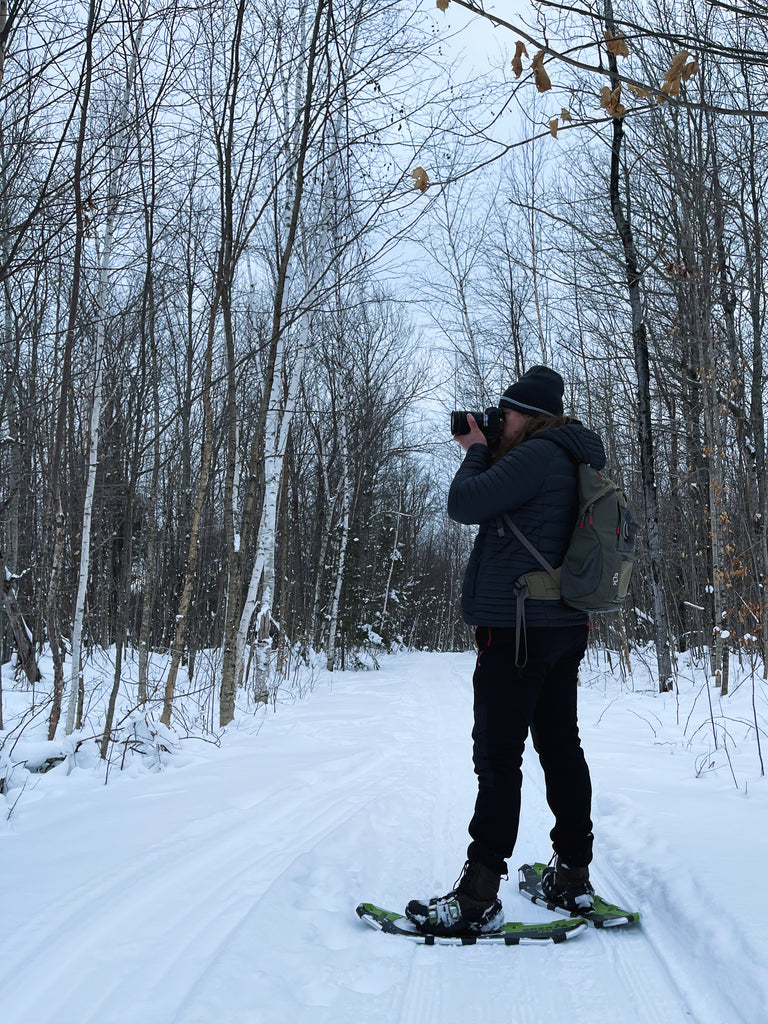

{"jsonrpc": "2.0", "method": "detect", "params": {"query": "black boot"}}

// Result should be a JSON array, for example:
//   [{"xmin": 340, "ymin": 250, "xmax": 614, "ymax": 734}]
[
  {"xmin": 405, "ymin": 861, "xmax": 505, "ymax": 936},
  {"xmin": 541, "ymin": 855, "xmax": 594, "ymax": 912}
]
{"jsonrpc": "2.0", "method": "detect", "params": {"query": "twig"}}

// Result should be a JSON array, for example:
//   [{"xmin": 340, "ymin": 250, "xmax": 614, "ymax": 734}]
[
  {"xmin": 752, "ymin": 668, "xmax": 765, "ymax": 776},
  {"xmin": 6, "ymin": 771, "xmax": 29, "ymax": 820}
]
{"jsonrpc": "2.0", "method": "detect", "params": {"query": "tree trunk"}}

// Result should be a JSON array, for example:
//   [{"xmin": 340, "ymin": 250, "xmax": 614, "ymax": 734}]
[
  {"xmin": 228, "ymin": 329, "xmax": 308, "ymax": 715},
  {"xmin": 46, "ymin": 1, "xmax": 96, "ymax": 740},
  {"xmin": 605, "ymin": 0, "xmax": 673, "ymax": 692},
  {"xmin": 137, "ymin": 266, "xmax": 160, "ymax": 705},
  {"xmin": 219, "ymin": 0, "xmax": 328, "ymax": 724},
  {"xmin": 1, "ymin": 559, "xmax": 41, "ymax": 684},
  {"xmin": 159, "ymin": 282, "xmax": 219, "ymax": 727},
  {"xmin": 66, "ymin": 10, "xmax": 145, "ymax": 734},
  {"xmin": 326, "ymin": 416, "xmax": 352, "ymax": 672},
  {"xmin": 65, "ymin": 288, "xmax": 104, "ymax": 735},
  {"xmin": 380, "ymin": 508, "xmax": 401, "ymax": 631},
  {"xmin": 740, "ymin": 68, "xmax": 768, "ymax": 677}
]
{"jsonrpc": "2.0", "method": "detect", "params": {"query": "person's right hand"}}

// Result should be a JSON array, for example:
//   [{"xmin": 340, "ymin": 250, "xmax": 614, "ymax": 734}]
[{"xmin": 454, "ymin": 413, "xmax": 487, "ymax": 451}]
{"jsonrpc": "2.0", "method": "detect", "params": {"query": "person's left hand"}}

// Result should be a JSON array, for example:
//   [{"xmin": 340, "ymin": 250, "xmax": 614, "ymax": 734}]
[{"xmin": 454, "ymin": 413, "xmax": 487, "ymax": 451}]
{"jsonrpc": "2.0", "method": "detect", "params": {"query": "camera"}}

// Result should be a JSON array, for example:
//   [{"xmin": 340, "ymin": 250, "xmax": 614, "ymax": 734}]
[{"xmin": 450, "ymin": 407, "xmax": 503, "ymax": 443}]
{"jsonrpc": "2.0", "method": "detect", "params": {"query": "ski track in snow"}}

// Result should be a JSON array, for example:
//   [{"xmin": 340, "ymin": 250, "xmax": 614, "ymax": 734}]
[{"xmin": 2, "ymin": 651, "xmax": 767, "ymax": 1024}]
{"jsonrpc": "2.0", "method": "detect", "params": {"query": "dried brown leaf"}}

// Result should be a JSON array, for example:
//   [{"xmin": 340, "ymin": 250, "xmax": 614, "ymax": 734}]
[
  {"xmin": 512, "ymin": 41, "xmax": 528, "ymax": 78},
  {"xmin": 436, "ymin": 0, "xmax": 450, "ymax": 10},
  {"xmin": 682, "ymin": 59, "xmax": 699, "ymax": 81},
  {"xmin": 560, "ymin": 107, "xmax": 572, "ymax": 122},
  {"xmin": 660, "ymin": 77, "xmax": 681, "ymax": 98},
  {"xmin": 664, "ymin": 51, "xmax": 690, "ymax": 83},
  {"xmin": 411, "ymin": 166, "xmax": 429, "ymax": 193},
  {"xmin": 549, "ymin": 118, "xmax": 559, "ymax": 138},
  {"xmin": 600, "ymin": 83, "xmax": 626, "ymax": 118},
  {"xmin": 531, "ymin": 50, "xmax": 552, "ymax": 93},
  {"xmin": 628, "ymin": 84, "xmax": 653, "ymax": 100},
  {"xmin": 605, "ymin": 31, "xmax": 629, "ymax": 57}
]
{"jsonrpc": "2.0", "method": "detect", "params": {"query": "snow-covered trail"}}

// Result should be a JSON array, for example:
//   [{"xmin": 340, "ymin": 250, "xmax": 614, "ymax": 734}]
[{"xmin": 2, "ymin": 652, "xmax": 766, "ymax": 1023}]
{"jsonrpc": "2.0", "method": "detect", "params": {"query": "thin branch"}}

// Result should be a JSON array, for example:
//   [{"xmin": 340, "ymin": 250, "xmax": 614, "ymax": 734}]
[{"xmin": 440, "ymin": 0, "xmax": 768, "ymax": 117}]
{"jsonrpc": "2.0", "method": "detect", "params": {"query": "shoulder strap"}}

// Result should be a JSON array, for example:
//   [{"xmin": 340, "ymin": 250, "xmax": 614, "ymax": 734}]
[{"xmin": 501, "ymin": 513, "xmax": 557, "ymax": 577}]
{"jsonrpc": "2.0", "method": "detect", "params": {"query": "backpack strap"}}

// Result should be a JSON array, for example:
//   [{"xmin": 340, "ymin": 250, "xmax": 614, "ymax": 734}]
[
  {"xmin": 501, "ymin": 513, "xmax": 562, "ymax": 600},
  {"xmin": 502, "ymin": 513, "xmax": 564, "ymax": 668},
  {"xmin": 502, "ymin": 513, "xmax": 556, "ymax": 575},
  {"xmin": 514, "ymin": 578, "xmax": 529, "ymax": 668}
]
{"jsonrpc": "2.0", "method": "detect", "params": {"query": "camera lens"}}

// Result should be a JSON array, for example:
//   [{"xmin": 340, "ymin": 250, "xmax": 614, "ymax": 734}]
[{"xmin": 450, "ymin": 411, "xmax": 470, "ymax": 435}]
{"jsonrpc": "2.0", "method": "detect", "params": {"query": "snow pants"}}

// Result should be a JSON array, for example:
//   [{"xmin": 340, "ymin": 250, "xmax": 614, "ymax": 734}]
[{"xmin": 467, "ymin": 623, "xmax": 594, "ymax": 876}]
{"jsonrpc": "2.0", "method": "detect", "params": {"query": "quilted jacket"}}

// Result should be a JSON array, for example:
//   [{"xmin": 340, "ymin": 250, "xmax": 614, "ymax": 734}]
[{"xmin": 447, "ymin": 422, "xmax": 606, "ymax": 627}]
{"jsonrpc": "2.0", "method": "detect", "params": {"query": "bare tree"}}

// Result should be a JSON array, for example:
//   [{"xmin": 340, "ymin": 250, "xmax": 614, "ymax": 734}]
[{"xmin": 46, "ymin": 1, "xmax": 98, "ymax": 740}]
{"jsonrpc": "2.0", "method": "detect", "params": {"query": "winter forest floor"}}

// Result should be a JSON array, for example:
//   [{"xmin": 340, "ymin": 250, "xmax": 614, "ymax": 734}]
[{"xmin": 1, "ymin": 647, "xmax": 767, "ymax": 1024}]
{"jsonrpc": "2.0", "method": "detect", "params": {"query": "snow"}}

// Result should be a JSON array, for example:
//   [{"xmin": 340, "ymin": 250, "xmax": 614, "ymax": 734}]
[{"xmin": 1, "ymin": 647, "xmax": 767, "ymax": 1024}]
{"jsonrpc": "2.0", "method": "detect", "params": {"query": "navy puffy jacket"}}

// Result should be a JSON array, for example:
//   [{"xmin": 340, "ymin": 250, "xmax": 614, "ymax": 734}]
[{"xmin": 448, "ymin": 422, "xmax": 606, "ymax": 627}]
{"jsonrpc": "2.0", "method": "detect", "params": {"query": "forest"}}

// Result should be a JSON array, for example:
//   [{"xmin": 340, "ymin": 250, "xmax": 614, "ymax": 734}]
[{"xmin": 1, "ymin": 0, "xmax": 767, "ymax": 745}]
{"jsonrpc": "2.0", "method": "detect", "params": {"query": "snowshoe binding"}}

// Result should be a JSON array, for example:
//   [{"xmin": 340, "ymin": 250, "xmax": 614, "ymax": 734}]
[
  {"xmin": 405, "ymin": 861, "xmax": 505, "ymax": 937},
  {"xmin": 540, "ymin": 855, "xmax": 595, "ymax": 913}
]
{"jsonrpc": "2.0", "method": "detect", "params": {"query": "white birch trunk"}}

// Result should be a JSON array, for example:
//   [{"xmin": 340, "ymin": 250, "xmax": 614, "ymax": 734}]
[
  {"xmin": 326, "ymin": 416, "xmax": 351, "ymax": 672},
  {"xmin": 233, "ymin": 327, "xmax": 308, "ymax": 694},
  {"xmin": 380, "ymin": 509, "xmax": 401, "ymax": 628},
  {"xmin": 65, "ymin": 13, "xmax": 146, "ymax": 734},
  {"xmin": 64, "ymin": 221, "xmax": 110, "ymax": 735},
  {"xmin": 227, "ymin": 4, "xmax": 362, "ymax": 696},
  {"xmin": 706, "ymin": 398, "xmax": 727, "ymax": 690}
]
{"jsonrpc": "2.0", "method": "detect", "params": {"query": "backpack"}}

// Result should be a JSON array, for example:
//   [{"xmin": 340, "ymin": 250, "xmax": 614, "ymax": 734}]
[{"xmin": 503, "ymin": 462, "xmax": 638, "ymax": 613}]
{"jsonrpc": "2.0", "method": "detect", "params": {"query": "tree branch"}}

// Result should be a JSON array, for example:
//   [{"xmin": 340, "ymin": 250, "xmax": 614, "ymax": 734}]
[{"xmin": 439, "ymin": 0, "xmax": 768, "ymax": 117}]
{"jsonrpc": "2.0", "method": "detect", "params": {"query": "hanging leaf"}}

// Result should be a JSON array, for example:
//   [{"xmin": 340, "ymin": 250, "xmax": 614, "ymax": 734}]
[
  {"xmin": 658, "ymin": 50, "xmax": 695, "ymax": 100},
  {"xmin": 660, "ymin": 77, "xmax": 681, "ymax": 98},
  {"xmin": 664, "ymin": 50, "xmax": 690, "ymax": 82},
  {"xmin": 531, "ymin": 50, "xmax": 552, "ymax": 93},
  {"xmin": 604, "ymin": 31, "xmax": 629, "ymax": 57},
  {"xmin": 599, "ymin": 83, "xmax": 626, "ymax": 118},
  {"xmin": 549, "ymin": 118, "xmax": 559, "ymax": 138},
  {"xmin": 682, "ymin": 59, "xmax": 699, "ymax": 81},
  {"xmin": 512, "ymin": 41, "xmax": 528, "ymax": 78},
  {"xmin": 629, "ymin": 84, "xmax": 653, "ymax": 100},
  {"xmin": 411, "ymin": 166, "xmax": 429, "ymax": 193},
  {"xmin": 436, "ymin": 0, "xmax": 450, "ymax": 10},
  {"xmin": 560, "ymin": 108, "xmax": 572, "ymax": 122}
]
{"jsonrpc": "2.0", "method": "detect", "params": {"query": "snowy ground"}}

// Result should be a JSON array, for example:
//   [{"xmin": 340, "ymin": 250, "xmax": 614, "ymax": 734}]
[{"xmin": 1, "ymin": 646, "xmax": 767, "ymax": 1024}]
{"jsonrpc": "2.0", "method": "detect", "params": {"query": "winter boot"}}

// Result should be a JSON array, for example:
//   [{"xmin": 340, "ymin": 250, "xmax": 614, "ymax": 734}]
[
  {"xmin": 405, "ymin": 861, "xmax": 505, "ymax": 936},
  {"xmin": 540, "ymin": 855, "xmax": 595, "ymax": 912}
]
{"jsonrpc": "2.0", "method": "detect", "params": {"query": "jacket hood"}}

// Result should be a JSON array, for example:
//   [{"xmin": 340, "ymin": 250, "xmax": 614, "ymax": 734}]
[{"xmin": 535, "ymin": 421, "xmax": 606, "ymax": 470}]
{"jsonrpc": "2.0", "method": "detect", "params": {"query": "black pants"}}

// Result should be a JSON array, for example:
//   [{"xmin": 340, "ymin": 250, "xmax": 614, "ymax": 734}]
[{"xmin": 467, "ymin": 624, "xmax": 593, "ymax": 876}]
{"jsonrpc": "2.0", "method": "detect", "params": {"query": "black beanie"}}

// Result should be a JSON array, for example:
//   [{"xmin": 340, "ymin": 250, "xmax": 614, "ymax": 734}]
[{"xmin": 500, "ymin": 365, "xmax": 564, "ymax": 416}]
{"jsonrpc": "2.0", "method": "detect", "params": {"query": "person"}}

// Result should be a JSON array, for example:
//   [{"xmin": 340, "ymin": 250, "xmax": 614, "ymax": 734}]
[{"xmin": 406, "ymin": 365, "xmax": 606, "ymax": 937}]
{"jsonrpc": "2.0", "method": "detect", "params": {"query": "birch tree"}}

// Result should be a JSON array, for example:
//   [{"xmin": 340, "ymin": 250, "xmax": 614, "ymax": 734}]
[
  {"xmin": 46, "ymin": 1, "xmax": 97, "ymax": 739},
  {"xmin": 325, "ymin": 412, "xmax": 352, "ymax": 672},
  {"xmin": 219, "ymin": 0, "xmax": 436, "ymax": 718},
  {"xmin": 64, "ymin": 4, "xmax": 150, "ymax": 733}
]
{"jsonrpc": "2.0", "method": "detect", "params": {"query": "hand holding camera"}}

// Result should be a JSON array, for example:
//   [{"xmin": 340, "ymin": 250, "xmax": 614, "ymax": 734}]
[{"xmin": 452, "ymin": 410, "xmax": 490, "ymax": 450}]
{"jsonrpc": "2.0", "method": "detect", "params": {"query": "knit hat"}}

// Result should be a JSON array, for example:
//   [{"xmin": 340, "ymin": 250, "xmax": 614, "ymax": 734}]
[{"xmin": 500, "ymin": 365, "xmax": 564, "ymax": 417}]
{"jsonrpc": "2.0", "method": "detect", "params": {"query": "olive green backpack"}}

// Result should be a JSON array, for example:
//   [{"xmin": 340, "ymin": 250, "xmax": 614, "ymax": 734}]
[{"xmin": 504, "ymin": 462, "xmax": 638, "ymax": 613}]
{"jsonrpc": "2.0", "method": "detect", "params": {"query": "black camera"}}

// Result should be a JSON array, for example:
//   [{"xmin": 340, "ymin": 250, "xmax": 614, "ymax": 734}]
[{"xmin": 450, "ymin": 407, "xmax": 503, "ymax": 442}]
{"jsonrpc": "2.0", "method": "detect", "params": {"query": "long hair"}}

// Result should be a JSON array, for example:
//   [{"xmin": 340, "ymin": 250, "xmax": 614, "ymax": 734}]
[{"xmin": 493, "ymin": 413, "xmax": 578, "ymax": 461}]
